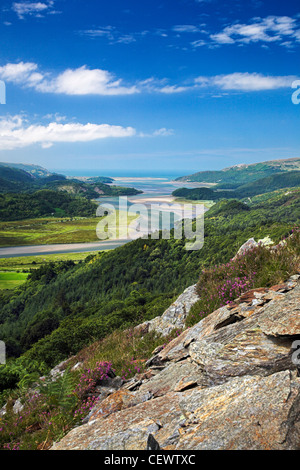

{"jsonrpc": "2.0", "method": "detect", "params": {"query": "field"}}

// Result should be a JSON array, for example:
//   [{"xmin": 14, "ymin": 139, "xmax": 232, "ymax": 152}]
[
  {"xmin": 0, "ymin": 211, "xmax": 138, "ymax": 248},
  {"xmin": 0, "ymin": 252, "xmax": 96, "ymax": 290},
  {"xmin": 0, "ymin": 271, "xmax": 29, "ymax": 290},
  {"xmin": 0, "ymin": 252, "xmax": 93, "ymax": 272},
  {"xmin": 173, "ymin": 198, "xmax": 215, "ymax": 208},
  {"xmin": 0, "ymin": 217, "xmax": 100, "ymax": 247}
]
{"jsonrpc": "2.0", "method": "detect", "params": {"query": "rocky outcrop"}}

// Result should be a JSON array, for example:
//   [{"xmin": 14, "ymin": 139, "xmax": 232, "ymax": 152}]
[
  {"xmin": 135, "ymin": 284, "xmax": 199, "ymax": 337},
  {"xmin": 51, "ymin": 274, "xmax": 300, "ymax": 451}
]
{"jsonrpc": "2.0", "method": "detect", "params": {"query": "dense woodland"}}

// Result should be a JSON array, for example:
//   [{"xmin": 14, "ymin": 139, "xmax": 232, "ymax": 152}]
[{"xmin": 0, "ymin": 190, "xmax": 98, "ymax": 221}]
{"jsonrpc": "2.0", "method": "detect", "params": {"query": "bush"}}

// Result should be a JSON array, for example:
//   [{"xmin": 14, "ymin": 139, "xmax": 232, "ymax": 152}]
[{"xmin": 186, "ymin": 229, "xmax": 300, "ymax": 327}]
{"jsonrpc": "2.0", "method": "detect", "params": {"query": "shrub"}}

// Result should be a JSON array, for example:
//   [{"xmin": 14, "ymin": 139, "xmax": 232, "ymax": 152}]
[{"xmin": 186, "ymin": 229, "xmax": 300, "ymax": 327}]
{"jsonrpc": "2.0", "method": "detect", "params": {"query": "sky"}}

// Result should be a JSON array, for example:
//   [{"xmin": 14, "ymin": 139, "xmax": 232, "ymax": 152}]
[{"xmin": 0, "ymin": 0, "xmax": 299, "ymax": 176}]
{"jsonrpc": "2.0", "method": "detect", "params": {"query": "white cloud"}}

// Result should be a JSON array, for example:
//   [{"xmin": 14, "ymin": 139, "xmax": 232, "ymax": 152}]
[
  {"xmin": 12, "ymin": 1, "xmax": 55, "ymax": 19},
  {"xmin": 36, "ymin": 66, "xmax": 139, "ymax": 95},
  {"xmin": 0, "ymin": 115, "xmax": 136, "ymax": 150},
  {"xmin": 0, "ymin": 62, "xmax": 296, "ymax": 98},
  {"xmin": 158, "ymin": 85, "xmax": 189, "ymax": 94},
  {"xmin": 195, "ymin": 73, "xmax": 297, "ymax": 91},
  {"xmin": 209, "ymin": 16, "xmax": 300, "ymax": 48},
  {"xmin": 0, "ymin": 62, "xmax": 39, "ymax": 84},
  {"xmin": 0, "ymin": 62, "xmax": 139, "ymax": 96},
  {"xmin": 172, "ymin": 25, "xmax": 201, "ymax": 33},
  {"xmin": 139, "ymin": 127, "xmax": 175, "ymax": 138},
  {"xmin": 79, "ymin": 27, "xmax": 115, "ymax": 40},
  {"xmin": 153, "ymin": 128, "xmax": 174, "ymax": 136}
]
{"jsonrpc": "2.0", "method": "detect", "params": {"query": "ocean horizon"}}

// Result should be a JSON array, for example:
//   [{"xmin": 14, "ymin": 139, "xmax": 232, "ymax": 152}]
[{"xmin": 51, "ymin": 169, "xmax": 188, "ymax": 179}]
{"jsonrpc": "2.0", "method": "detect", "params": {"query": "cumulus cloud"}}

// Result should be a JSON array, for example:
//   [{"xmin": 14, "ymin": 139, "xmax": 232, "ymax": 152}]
[
  {"xmin": 0, "ymin": 62, "xmax": 42, "ymax": 84},
  {"xmin": 0, "ymin": 62, "xmax": 296, "ymax": 98},
  {"xmin": 0, "ymin": 62, "xmax": 139, "ymax": 96},
  {"xmin": 0, "ymin": 115, "xmax": 136, "ymax": 150},
  {"xmin": 36, "ymin": 66, "xmax": 139, "ymax": 95}
]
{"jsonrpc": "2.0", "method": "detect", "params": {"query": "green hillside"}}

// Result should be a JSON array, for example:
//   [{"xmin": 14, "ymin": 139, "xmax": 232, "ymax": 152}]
[
  {"xmin": 176, "ymin": 158, "xmax": 300, "ymax": 187},
  {"xmin": 0, "ymin": 190, "xmax": 98, "ymax": 221},
  {"xmin": 173, "ymin": 170, "xmax": 300, "ymax": 201},
  {"xmin": 0, "ymin": 164, "xmax": 142, "ymax": 199},
  {"xmin": 235, "ymin": 170, "xmax": 300, "ymax": 198},
  {"xmin": 0, "ymin": 189, "xmax": 299, "ymax": 371},
  {"xmin": 0, "ymin": 162, "xmax": 52, "ymax": 178}
]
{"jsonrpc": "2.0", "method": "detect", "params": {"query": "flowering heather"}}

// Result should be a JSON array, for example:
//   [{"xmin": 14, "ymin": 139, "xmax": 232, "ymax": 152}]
[
  {"xmin": 74, "ymin": 361, "xmax": 113, "ymax": 399},
  {"xmin": 186, "ymin": 230, "xmax": 300, "ymax": 327}
]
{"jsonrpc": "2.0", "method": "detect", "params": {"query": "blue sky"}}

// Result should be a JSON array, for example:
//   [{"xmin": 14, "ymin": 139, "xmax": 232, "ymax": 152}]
[{"xmin": 0, "ymin": 0, "xmax": 299, "ymax": 176}]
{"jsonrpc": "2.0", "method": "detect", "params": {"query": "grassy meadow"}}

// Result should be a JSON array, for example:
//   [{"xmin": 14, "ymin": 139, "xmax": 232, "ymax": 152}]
[
  {"xmin": 0, "ymin": 252, "xmax": 95, "ymax": 290},
  {"xmin": 0, "ymin": 271, "xmax": 30, "ymax": 290},
  {"xmin": 0, "ymin": 211, "xmax": 138, "ymax": 248}
]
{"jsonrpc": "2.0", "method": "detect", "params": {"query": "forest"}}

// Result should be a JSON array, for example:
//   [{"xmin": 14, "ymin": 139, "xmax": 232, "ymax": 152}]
[{"xmin": 0, "ymin": 190, "xmax": 98, "ymax": 221}]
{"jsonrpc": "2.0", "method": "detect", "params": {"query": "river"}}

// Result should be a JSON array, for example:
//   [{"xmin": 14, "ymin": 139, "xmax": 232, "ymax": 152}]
[{"xmin": 0, "ymin": 176, "xmax": 207, "ymax": 258}]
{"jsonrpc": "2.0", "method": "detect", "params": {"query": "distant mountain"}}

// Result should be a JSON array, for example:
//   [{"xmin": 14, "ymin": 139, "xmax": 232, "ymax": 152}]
[
  {"xmin": 0, "ymin": 162, "xmax": 52, "ymax": 178},
  {"xmin": 176, "ymin": 158, "xmax": 300, "ymax": 187},
  {"xmin": 0, "ymin": 163, "xmax": 142, "ymax": 198}
]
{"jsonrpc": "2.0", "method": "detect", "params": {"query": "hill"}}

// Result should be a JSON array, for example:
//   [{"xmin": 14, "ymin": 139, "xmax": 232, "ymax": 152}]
[
  {"xmin": 0, "ymin": 162, "xmax": 52, "ymax": 178},
  {"xmin": 173, "ymin": 170, "xmax": 300, "ymax": 201},
  {"xmin": 0, "ymin": 166, "xmax": 35, "ymax": 192},
  {"xmin": 234, "ymin": 170, "xmax": 300, "ymax": 198},
  {"xmin": 0, "ymin": 222, "xmax": 299, "ymax": 450},
  {"xmin": 0, "ymin": 189, "xmax": 299, "ymax": 371},
  {"xmin": 0, "ymin": 190, "xmax": 98, "ymax": 221},
  {"xmin": 0, "ymin": 163, "xmax": 142, "ymax": 199},
  {"xmin": 176, "ymin": 158, "xmax": 300, "ymax": 187}
]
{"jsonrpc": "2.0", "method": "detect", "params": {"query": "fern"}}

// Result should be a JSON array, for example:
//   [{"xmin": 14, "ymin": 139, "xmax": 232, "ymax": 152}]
[{"xmin": 39, "ymin": 369, "xmax": 77, "ymax": 413}]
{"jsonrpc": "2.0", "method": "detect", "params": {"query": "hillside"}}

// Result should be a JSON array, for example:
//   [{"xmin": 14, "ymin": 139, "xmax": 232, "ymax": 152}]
[
  {"xmin": 176, "ymin": 158, "xmax": 300, "ymax": 187},
  {"xmin": 0, "ymin": 190, "xmax": 98, "ymax": 221},
  {"xmin": 0, "ymin": 189, "xmax": 299, "ymax": 370},
  {"xmin": 173, "ymin": 171, "xmax": 300, "ymax": 201},
  {"xmin": 0, "ymin": 227, "xmax": 299, "ymax": 450},
  {"xmin": 0, "ymin": 166, "xmax": 35, "ymax": 192},
  {"xmin": 0, "ymin": 163, "xmax": 142, "ymax": 199},
  {"xmin": 0, "ymin": 163, "xmax": 52, "ymax": 179},
  {"xmin": 52, "ymin": 273, "xmax": 300, "ymax": 451}
]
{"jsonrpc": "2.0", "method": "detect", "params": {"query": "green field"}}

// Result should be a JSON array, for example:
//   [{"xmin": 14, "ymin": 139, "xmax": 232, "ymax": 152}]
[
  {"xmin": 0, "ymin": 271, "xmax": 29, "ymax": 290},
  {"xmin": 0, "ymin": 217, "xmax": 100, "ymax": 247},
  {"xmin": 0, "ymin": 252, "xmax": 94, "ymax": 272},
  {"xmin": 173, "ymin": 198, "xmax": 215, "ymax": 210}
]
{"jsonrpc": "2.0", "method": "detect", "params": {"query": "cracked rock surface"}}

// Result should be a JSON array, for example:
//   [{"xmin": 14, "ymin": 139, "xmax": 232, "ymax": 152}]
[{"xmin": 51, "ymin": 275, "xmax": 300, "ymax": 451}]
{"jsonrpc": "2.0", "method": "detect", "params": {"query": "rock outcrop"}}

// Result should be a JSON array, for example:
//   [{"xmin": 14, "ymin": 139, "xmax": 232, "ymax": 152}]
[
  {"xmin": 51, "ymin": 274, "xmax": 300, "ymax": 451},
  {"xmin": 135, "ymin": 284, "xmax": 199, "ymax": 337}
]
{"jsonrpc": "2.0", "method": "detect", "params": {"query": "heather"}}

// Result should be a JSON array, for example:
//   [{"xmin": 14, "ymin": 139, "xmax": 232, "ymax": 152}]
[
  {"xmin": 186, "ymin": 228, "xmax": 300, "ymax": 327},
  {"xmin": 0, "ymin": 328, "xmax": 179, "ymax": 450}
]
